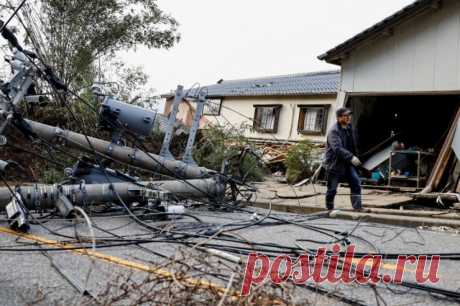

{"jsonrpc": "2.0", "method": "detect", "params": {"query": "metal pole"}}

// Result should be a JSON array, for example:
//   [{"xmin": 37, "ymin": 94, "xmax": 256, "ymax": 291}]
[
  {"xmin": 183, "ymin": 91, "xmax": 206, "ymax": 166},
  {"xmin": 417, "ymin": 151, "xmax": 421, "ymax": 189},
  {"xmin": 24, "ymin": 119, "xmax": 214, "ymax": 179},
  {"xmin": 160, "ymin": 85, "xmax": 184, "ymax": 160},
  {"xmin": 388, "ymin": 151, "xmax": 393, "ymax": 187}
]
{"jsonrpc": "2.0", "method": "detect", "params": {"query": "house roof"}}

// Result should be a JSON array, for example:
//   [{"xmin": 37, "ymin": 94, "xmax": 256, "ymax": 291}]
[
  {"xmin": 318, "ymin": 0, "xmax": 441, "ymax": 65},
  {"xmin": 164, "ymin": 70, "xmax": 340, "ymax": 98}
]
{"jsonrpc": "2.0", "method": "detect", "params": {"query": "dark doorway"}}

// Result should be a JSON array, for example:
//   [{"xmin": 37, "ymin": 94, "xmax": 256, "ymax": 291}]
[{"xmin": 348, "ymin": 95, "xmax": 460, "ymax": 159}]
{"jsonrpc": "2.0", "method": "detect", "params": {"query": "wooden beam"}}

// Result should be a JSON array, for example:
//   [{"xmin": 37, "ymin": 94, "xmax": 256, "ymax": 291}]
[{"xmin": 422, "ymin": 105, "xmax": 460, "ymax": 193}]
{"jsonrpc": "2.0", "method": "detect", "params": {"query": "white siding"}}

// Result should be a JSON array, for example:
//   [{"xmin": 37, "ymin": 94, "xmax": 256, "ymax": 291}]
[
  {"xmin": 206, "ymin": 96, "xmax": 337, "ymax": 143},
  {"xmin": 341, "ymin": 0, "xmax": 460, "ymax": 94}
]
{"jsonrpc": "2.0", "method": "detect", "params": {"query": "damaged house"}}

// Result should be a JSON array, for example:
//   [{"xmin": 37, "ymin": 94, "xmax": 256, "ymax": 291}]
[
  {"xmin": 319, "ymin": 0, "xmax": 460, "ymax": 194},
  {"xmin": 163, "ymin": 71, "xmax": 340, "ymax": 166},
  {"xmin": 163, "ymin": 71, "xmax": 340, "ymax": 144}
]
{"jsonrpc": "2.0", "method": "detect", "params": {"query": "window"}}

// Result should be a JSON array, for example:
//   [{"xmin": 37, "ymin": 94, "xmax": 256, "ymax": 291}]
[
  {"xmin": 203, "ymin": 99, "xmax": 222, "ymax": 116},
  {"xmin": 253, "ymin": 105, "xmax": 282, "ymax": 133},
  {"xmin": 298, "ymin": 105, "xmax": 329, "ymax": 135}
]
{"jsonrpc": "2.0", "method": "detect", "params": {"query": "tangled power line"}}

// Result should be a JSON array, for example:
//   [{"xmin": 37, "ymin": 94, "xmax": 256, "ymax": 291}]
[{"xmin": 0, "ymin": 1, "xmax": 459, "ymax": 305}]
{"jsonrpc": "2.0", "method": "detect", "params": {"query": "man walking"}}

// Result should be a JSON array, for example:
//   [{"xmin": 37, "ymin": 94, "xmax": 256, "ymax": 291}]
[{"xmin": 324, "ymin": 107, "xmax": 362, "ymax": 211}]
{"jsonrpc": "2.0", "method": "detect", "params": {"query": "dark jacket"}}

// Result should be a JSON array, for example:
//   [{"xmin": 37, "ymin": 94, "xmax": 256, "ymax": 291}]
[{"xmin": 324, "ymin": 122, "xmax": 359, "ymax": 175}]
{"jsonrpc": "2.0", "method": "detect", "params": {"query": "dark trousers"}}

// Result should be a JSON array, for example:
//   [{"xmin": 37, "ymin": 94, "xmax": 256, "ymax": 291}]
[{"xmin": 326, "ymin": 166, "xmax": 362, "ymax": 210}]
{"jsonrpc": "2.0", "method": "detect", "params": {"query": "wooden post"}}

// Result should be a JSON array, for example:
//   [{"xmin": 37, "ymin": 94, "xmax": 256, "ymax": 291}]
[{"xmin": 421, "ymin": 105, "xmax": 460, "ymax": 193}]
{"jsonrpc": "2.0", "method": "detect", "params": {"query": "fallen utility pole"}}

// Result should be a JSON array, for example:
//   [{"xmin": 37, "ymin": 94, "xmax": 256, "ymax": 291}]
[
  {"xmin": 0, "ymin": 25, "xmax": 236, "ymax": 233},
  {"xmin": 24, "ymin": 119, "xmax": 213, "ymax": 179},
  {"xmin": 0, "ymin": 178, "xmax": 223, "ymax": 210}
]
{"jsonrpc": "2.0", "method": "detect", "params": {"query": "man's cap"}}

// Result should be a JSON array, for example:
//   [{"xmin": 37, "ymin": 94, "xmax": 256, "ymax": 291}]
[{"xmin": 336, "ymin": 107, "xmax": 352, "ymax": 117}]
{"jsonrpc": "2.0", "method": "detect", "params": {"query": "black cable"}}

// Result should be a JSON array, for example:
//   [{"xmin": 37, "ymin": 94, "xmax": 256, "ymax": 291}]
[
  {"xmin": 91, "ymin": 222, "xmax": 231, "ymax": 283},
  {"xmin": 0, "ymin": 0, "xmax": 27, "ymax": 33},
  {"xmin": 57, "ymin": 81, "xmax": 250, "ymax": 208},
  {"xmin": 6, "ymin": 141, "xmax": 67, "ymax": 168},
  {"xmin": 5, "ymin": 40, "xmax": 166, "ymax": 235},
  {"xmin": 5, "ymin": 13, "xmax": 460, "ymax": 304}
]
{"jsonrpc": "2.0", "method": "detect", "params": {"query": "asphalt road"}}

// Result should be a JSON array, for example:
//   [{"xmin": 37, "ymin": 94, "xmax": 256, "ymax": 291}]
[{"xmin": 0, "ymin": 206, "xmax": 459, "ymax": 305}]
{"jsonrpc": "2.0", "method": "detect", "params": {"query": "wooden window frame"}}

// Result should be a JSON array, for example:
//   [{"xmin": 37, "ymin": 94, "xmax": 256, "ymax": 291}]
[
  {"xmin": 203, "ymin": 98, "xmax": 223, "ymax": 116},
  {"xmin": 253, "ymin": 104, "xmax": 282, "ymax": 134},
  {"xmin": 297, "ymin": 105, "xmax": 330, "ymax": 136}
]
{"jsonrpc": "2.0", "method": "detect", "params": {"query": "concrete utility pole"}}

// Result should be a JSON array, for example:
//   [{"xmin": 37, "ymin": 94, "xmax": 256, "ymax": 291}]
[
  {"xmin": 0, "ymin": 25, "xmax": 231, "ymax": 233},
  {"xmin": 0, "ymin": 178, "xmax": 224, "ymax": 210},
  {"xmin": 24, "ymin": 119, "xmax": 214, "ymax": 179}
]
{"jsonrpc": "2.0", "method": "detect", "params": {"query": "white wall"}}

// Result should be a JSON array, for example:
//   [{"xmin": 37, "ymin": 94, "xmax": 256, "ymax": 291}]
[
  {"xmin": 340, "ymin": 0, "xmax": 460, "ymax": 95},
  {"xmin": 206, "ymin": 96, "xmax": 337, "ymax": 143}
]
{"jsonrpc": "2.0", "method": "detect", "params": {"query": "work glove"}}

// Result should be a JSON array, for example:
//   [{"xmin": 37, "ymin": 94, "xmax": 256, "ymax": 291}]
[{"xmin": 351, "ymin": 156, "xmax": 362, "ymax": 167}]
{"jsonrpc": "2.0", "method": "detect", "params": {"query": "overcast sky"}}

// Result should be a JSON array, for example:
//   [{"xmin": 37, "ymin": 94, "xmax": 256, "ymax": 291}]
[{"xmin": 122, "ymin": 0, "xmax": 414, "ymax": 94}]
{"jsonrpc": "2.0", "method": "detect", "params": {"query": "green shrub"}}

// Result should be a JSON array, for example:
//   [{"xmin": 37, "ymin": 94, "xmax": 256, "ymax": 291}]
[
  {"xmin": 42, "ymin": 168, "xmax": 66, "ymax": 184},
  {"xmin": 194, "ymin": 124, "xmax": 265, "ymax": 182},
  {"xmin": 284, "ymin": 140, "xmax": 316, "ymax": 184}
]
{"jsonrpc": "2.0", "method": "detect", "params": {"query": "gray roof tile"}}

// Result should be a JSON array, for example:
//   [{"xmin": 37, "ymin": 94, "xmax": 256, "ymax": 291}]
[
  {"xmin": 202, "ymin": 70, "xmax": 340, "ymax": 98},
  {"xmin": 163, "ymin": 70, "xmax": 340, "ymax": 98}
]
